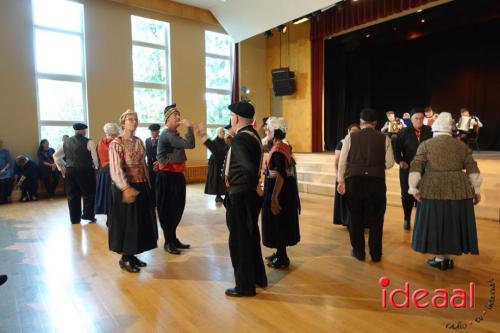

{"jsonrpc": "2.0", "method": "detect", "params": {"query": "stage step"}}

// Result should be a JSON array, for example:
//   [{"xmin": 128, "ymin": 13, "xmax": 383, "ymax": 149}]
[{"xmin": 292, "ymin": 153, "xmax": 500, "ymax": 221}]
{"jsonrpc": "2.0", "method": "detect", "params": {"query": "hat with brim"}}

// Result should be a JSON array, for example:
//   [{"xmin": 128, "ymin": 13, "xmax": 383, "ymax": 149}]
[
  {"xmin": 148, "ymin": 124, "xmax": 161, "ymax": 131},
  {"xmin": 228, "ymin": 102, "xmax": 255, "ymax": 119},
  {"xmin": 73, "ymin": 123, "xmax": 88, "ymax": 130}
]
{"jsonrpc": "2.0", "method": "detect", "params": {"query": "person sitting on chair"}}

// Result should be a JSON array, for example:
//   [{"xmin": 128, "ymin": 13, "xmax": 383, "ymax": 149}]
[
  {"xmin": 14, "ymin": 156, "xmax": 39, "ymax": 201},
  {"xmin": 381, "ymin": 111, "xmax": 405, "ymax": 139},
  {"xmin": 456, "ymin": 108, "xmax": 482, "ymax": 145}
]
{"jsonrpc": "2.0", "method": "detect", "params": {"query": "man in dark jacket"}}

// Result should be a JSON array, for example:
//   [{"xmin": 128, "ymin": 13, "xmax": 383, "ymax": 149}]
[
  {"xmin": 14, "ymin": 156, "xmax": 39, "ymax": 201},
  {"xmin": 224, "ymin": 101, "xmax": 267, "ymax": 297},
  {"xmin": 145, "ymin": 123, "xmax": 160, "ymax": 206},
  {"xmin": 337, "ymin": 108, "xmax": 395, "ymax": 262},
  {"xmin": 393, "ymin": 108, "xmax": 433, "ymax": 230}
]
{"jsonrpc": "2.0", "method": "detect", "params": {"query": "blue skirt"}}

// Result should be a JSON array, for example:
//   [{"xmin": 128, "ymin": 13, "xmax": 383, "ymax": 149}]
[
  {"xmin": 411, "ymin": 199, "xmax": 479, "ymax": 255},
  {"xmin": 95, "ymin": 166, "xmax": 111, "ymax": 215}
]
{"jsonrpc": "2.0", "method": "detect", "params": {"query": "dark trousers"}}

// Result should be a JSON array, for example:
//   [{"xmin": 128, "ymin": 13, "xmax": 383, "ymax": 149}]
[
  {"xmin": 0, "ymin": 177, "xmax": 14, "ymax": 203},
  {"xmin": 148, "ymin": 167, "xmax": 157, "ymax": 207},
  {"xmin": 226, "ymin": 190, "xmax": 267, "ymax": 294},
  {"xmin": 399, "ymin": 168, "xmax": 415, "ymax": 222},
  {"xmin": 345, "ymin": 176, "xmax": 387, "ymax": 259},
  {"xmin": 156, "ymin": 171, "xmax": 186, "ymax": 244},
  {"xmin": 41, "ymin": 171, "xmax": 60, "ymax": 197},
  {"xmin": 65, "ymin": 167, "xmax": 96, "ymax": 223},
  {"xmin": 20, "ymin": 177, "xmax": 38, "ymax": 199}
]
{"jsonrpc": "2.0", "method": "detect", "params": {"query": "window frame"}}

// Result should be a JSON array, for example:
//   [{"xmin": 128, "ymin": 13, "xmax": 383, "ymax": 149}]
[{"xmin": 32, "ymin": 0, "xmax": 88, "ymax": 143}]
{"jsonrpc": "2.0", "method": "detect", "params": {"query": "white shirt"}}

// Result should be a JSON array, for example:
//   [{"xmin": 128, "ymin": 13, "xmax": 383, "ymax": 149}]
[{"xmin": 337, "ymin": 130, "xmax": 395, "ymax": 183}]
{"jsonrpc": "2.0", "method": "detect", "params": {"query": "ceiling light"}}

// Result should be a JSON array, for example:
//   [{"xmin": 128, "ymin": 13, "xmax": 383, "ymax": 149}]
[
  {"xmin": 420, "ymin": 19, "xmax": 426, "ymax": 23},
  {"xmin": 278, "ymin": 24, "xmax": 287, "ymax": 34},
  {"xmin": 293, "ymin": 17, "xmax": 309, "ymax": 25},
  {"xmin": 417, "ymin": 9, "xmax": 423, "ymax": 13}
]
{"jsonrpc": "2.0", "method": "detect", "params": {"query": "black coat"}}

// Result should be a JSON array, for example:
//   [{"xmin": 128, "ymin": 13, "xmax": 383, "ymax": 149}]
[
  {"xmin": 393, "ymin": 125, "xmax": 433, "ymax": 164},
  {"xmin": 145, "ymin": 137, "xmax": 158, "ymax": 169},
  {"xmin": 204, "ymin": 137, "xmax": 228, "ymax": 195}
]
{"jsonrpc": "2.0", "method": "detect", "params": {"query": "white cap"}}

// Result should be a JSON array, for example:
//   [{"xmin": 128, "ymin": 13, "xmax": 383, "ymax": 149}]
[{"xmin": 432, "ymin": 112, "xmax": 453, "ymax": 133}]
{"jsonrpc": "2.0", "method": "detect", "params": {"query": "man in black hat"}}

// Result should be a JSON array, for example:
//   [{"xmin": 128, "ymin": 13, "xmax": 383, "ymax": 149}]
[
  {"xmin": 145, "ymin": 123, "xmax": 161, "ymax": 206},
  {"xmin": 393, "ymin": 108, "xmax": 432, "ymax": 230},
  {"xmin": 156, "ymin": 104, "xmax": 195, "ymax": 254},
  {"xmin": 337, "ymin": 108, "xmax": 395, "ymax": 262},
  {"xmin": 54, "ymin": 123, "xmax": 99, "ymax": 224},
  {"xmin": 224, "ymin": 101, "xmax": 267, "ymax": 297}
]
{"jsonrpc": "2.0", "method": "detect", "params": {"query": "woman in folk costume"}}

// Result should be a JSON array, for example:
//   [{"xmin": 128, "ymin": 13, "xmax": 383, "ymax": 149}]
[
  {"xmin": 202, "ymin": 127, "xmax": 228, "ymax": 203},
  {"xmin": 108, "ymin": 110, "xmax": 158, "ymax": 273},
  {"xmin": 261, "ymin": 117, "xmax": 301, "ymax": 269},
  {"xmin": 409, "ymin": 112, "xmax": 482, "ymax": 271},
  {"xmin": 95, "ymin": 123, "xmax": 120, "ymax": 224},
  {"xmin": 333, "ymin": 123, "xmax": 360, "ymax": 227}
]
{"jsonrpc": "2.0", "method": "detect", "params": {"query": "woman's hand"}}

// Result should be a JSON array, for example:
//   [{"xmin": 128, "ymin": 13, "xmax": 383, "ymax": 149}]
[
  {"xmin": 473, "ymin": 193, "xmax": 481, "ymax": 205},
  {"xmin": 413, "ymin": 192, "xmax": 422, "ymax": 202},
  {"xmin": 271, "ymin": 196, "xmax": 282, "ymax": 215},
  {"xmin": 122, "ymin": 187, "xmax": 139, "ymax": 204},
  {"xmin": 337, "ymin": 182, "xmax": 346, "ymax": 195}
]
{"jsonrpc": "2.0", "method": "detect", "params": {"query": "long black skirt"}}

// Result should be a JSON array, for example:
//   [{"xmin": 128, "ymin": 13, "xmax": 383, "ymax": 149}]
[
  {"xmin": 411, "ymin": 199, "xmax": 479, "ymax": 255},
  {"xmin": 204, "ymin": 158, "xmax": 225, "ymax": 195},
  {"xmin": 262, "ymin": 175, "xmax": 300, "ymax": 249},
  {"xmin": 333, "ymin": 181, "xmax": 350, "ymax": 226},
  {"xmin": 108, "ymin": 182, "xmax": 158, "ymax": 255},
  {"xmin": 94, "ymin": 166, "xmax": 111, "ymax": 215}
]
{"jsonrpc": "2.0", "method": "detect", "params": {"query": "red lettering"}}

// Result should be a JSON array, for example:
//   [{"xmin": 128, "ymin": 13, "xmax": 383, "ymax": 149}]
[
  {"xmin": 450, "ymin": 289, "xmax": 466, "ymax": 308},
  {"xmin": 390, "ymin": 282, "xmax": 410, "ymax": 308},
  {"xmin": 470, "ymin": 282, "xmax": 475, "ymax": 308},
  {"xmin": 412, "ymin": 289, "xmax": 430, "ymax": 308},
  {"xmin": 432, "ymin": 289, "xmax": 449, "ymax": 308}
]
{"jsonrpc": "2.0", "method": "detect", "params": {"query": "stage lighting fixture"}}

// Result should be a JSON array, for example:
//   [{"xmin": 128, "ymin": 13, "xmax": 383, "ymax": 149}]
[
  {"xmin": 278, "ymin": 24, "xmax": 287, "ymax": 34},
  {"xmin": 264, "ymin": 30, "xmax": 273, "ymax": 38},
  {"xmin": 417, "ymin": 9, "xmax": 423, "ymax": 13},
  {"xmin": 365, "ymin": 34, "xmax": 371, "ymax": 38},
  {"xmin": 420, "ymin": 19, "xmax": 426, "ymax": 23}
]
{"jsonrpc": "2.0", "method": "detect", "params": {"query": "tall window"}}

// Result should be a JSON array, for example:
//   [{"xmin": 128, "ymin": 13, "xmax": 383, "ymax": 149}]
[
  {"xmin": 32, "ymin": 0, "xmax": 87, "ymax": 148},
  {"xmin": 131, "ymin": 16, "xmax": 171, "ymax": 140},
  {"xmin": 204, "ymin": 31, "xmax": 233, "ymax": 139}
]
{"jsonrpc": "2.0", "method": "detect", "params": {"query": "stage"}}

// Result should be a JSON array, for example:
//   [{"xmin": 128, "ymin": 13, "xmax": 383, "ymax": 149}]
[{"xmin": 294, "ymin": 152, "xmax": 500, "ymax": 222}]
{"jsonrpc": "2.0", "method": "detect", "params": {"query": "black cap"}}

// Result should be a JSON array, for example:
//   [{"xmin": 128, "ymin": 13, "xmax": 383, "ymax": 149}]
[
  {"xmin": 148, "ymin": 124, "xmax": 161, "ymax": 131},
  {"xmin": 73, "ymin": 123, "xmax": 88, "ymax": 130},
  {"xmin": 228, "ymin": 102, "xmax": 255, "ymax": 119},
  {"xmin": 410, "ymin": 107, "xmax": 425, "ymax": 116},
  {"xmin": 360, "ymin": 108, "xmax": 377, "ymax": 122}
]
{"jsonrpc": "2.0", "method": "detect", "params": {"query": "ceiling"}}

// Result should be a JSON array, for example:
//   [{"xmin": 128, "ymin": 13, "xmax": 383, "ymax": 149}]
[{"xmin": 171, "ymin": 0, "xmax": 341, "ymax": 42}]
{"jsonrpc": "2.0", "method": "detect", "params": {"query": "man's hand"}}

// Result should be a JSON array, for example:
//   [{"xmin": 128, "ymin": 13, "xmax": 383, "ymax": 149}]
[
  {"xmin": 399, "ymin": 161, "xmax": 409, "ymax": 170},
  {"xmin": 180, "ymin": 119, "xmax": 193, "ymax": 128},
  {"xmin": 122, "ymin": 187, "xmax": 139, "ymax": 204},
  {"xmin": 153, "ymin": 161, "xmax": 159, "ymax": 172},
  {"xmin": 337, "ymin": 182, "xmax": 346, "ymax": 195}
]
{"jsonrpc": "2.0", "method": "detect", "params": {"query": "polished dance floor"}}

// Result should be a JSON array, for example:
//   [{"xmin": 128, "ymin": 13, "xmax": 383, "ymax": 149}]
[{"xmin": 0, "ymin": 184, "xmax": 499, "ymax": 332}]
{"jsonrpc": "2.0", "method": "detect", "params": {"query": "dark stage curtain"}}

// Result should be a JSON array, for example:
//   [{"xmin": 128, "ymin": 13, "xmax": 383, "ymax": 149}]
[
  {"xmin": 311, "ymin": 37, "xmax": 324, "ymax": 152},
  {"xmin": 324, "ymin": 17, "xmax": 500, "ymax": 151}
]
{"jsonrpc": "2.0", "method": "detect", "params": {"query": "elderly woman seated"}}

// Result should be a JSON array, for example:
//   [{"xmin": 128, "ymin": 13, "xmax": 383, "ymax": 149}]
[
  {"xmin": 0, "ymin": 139, "xmax": 14, "ymax": 203},
  {"xmin": 14, "ymin": 156, "xmax": 39, "ymax": 201}
]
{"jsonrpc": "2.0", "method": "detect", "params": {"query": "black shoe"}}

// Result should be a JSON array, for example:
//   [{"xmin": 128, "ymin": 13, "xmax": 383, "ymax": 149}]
[
  {"xmin": 225, "ymin": 288, "xmax": 256, "ymax": 297},
  {"xmin": 255, "ymin": 281, "xmax": 268, "ymax": 289},
  {"xmin": 351, "ymin": 251, "xmax": 365, "ymax": 261},
  {"xmin": 403, "ymin": 219, "xmax": 411, "ymax": 230},
  {"xmin": 371, "ymin": 256, "xmax": 381, "ymax": 262},
  {"xmin": 164, "ymin": 243, "xmax": 181, "ymax": 255},
  {"xmin": 265, "ymin": 252, "xmax": 277, "ymax": 262},
  {"xmin": 88, "ymin": 218, "xmax": 97, "ymax": 224},
  {"xmin": 0, "ymin": 275, "xmax": 7, "ymax": 286},
  {"xmin": 174, "ymin": 239, "xmax": 190, "ymax": 249},
  {"xmin": 267, "ymin": 256, "xmax": 290, "ymax": 269},
  {"xmin": 445, "ymin": 259, "xmax": 454, "ymax": 269},
  {"xmin": 131, "ymin": 256, "xmax": 147, "ymax": 267},
  {"xmin": 119, "ymin": 258, "xmax": 140, "ymax": 273},
  {"xmin": 427, "ymin": 258, "xmax": 448, "ymax": 271},
  {"xmin": 71, "ymin": 221, "xmax": 81, "ymax": 225}
]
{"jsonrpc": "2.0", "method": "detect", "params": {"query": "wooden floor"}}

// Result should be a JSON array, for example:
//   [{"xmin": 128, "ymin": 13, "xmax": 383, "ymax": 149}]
[{"xmin": 0, "ymin": 184, "xmax": 499, "ymax": 333}]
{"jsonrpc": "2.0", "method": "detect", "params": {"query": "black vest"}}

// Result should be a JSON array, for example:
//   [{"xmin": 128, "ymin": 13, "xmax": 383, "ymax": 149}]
[
  {"xmin": 64, "ymin": 134, "xmax": 93, "ymax": 169},
  {"xmin": 346, "ymin": 128, "xmax": 386, "ymax": 179}
]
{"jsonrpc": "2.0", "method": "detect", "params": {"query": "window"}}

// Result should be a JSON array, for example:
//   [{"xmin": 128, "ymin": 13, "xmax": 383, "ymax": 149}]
[
  {"xmin": 131, "ymin": 16, "xmax": 171, "ymax": 141},
  {"xmin": 32, "ymin": 0, "xmax": 87, "ymax": 148},
  {"xmin": 204, "ymin": 31, "xmax": 233, "ymax": 144}
]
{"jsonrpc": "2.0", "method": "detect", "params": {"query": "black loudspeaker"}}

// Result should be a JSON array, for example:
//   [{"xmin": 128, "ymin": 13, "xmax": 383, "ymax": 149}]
[{"xmin": 272, "ymin": 67, "xmax": 296, "ymax": 96}]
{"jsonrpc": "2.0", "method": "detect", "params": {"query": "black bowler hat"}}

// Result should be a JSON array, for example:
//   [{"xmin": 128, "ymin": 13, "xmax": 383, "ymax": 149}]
[
  {"xmin": 360, "ymin": 108, "xmax": 377, "ymax": 122},
  {"xmin": 410, "ymin": 107, "xmax": 425, "ymax": 116},
  {"xmin": 148, "ymin": 124, "xmax": 161, "ymax": 131},
  {"xmin": 228, "ymin": 101, "xmax": 255, "ymax": 119},
  {"xmin": 73, "ymin": 123, "xmax": 88, "ymax": 130}
]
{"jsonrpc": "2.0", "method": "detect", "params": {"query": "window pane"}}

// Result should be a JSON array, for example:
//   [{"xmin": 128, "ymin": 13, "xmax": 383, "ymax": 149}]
[
  {"xmin": 206, "ymin": 57, "xmax": 231, "ymax": 90},
  {"xmin": 40, "ymin": 126, "xmax": 74, "ymax": 150},
  {"xmin": 206, "ymin": 93, "xmax": 230, "ymax": 125},
  {"xmin": 134, "ymin": 127, "xmax": 151, "ymax": 142},
  {"xmin": 35, "ymin": 30, "xmax": 82, "ymax": 76},
  {"xmin": 133, "ymin": 46, "xmax": 166, "ymax": 84},
  {"xmin": 131, "ymin": 16, "xmax": 167, "ymax": 46},
  {"xmin": 134, "ymin": 88, "xmax": 166, "ymax": 123},
  {"xmin": 32, "ymin": 0, "xmax": 83, "ymax": 32},
  {"xmin": 205, "ymin": 31, "xmax": 232, "ymax": 56},
  {"xmin": 38, "ymin": 79, "xmax": 84, "ymax": 121}
]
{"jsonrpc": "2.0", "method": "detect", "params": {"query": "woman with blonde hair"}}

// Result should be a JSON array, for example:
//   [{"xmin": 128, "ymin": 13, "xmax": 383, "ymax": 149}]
[
  {"xmin": 95, "ymin": 123, "xmax": 120, "ymax": 224},
  {"xmin": 108, "ymin": 110, "xmax": 158, "ymax": 273}
]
